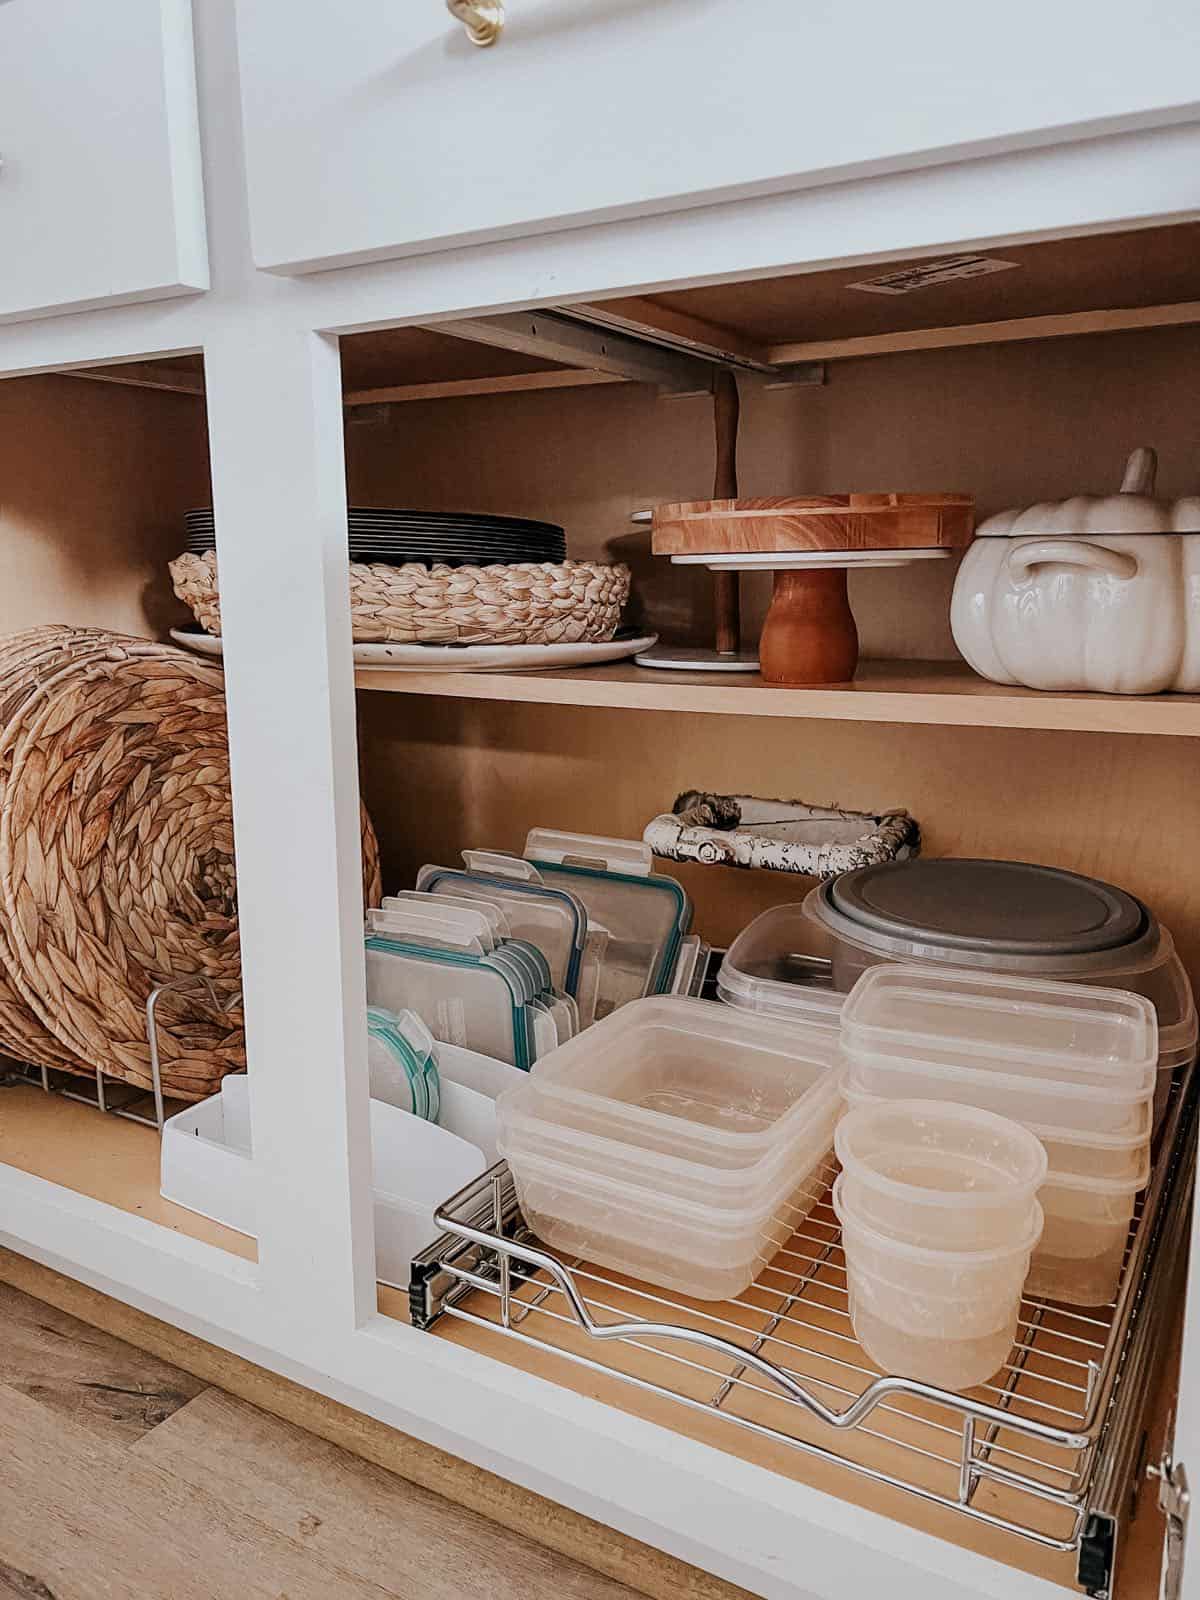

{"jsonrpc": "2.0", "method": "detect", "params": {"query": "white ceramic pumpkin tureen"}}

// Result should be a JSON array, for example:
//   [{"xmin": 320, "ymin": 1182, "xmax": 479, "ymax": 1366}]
[{"xmin": 951, "ymin": 448, "xmax": 1200, "ymax": 694}]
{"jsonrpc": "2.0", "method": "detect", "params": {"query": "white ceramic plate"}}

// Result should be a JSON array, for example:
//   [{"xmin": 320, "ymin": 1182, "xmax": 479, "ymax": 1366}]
[
  {"xmin": 669, "ymin": 548, "xmax": 954, "ymax": 571},
  {"xmin": 170, "ymin": 629, "xmax": 658, "ymax": 673}
]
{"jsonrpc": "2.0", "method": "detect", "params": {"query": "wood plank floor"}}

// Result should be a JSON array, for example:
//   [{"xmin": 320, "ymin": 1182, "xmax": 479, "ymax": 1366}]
[{"xmin": 0, "ymin": 1281, "xmax": 642, "ymax": 1600}]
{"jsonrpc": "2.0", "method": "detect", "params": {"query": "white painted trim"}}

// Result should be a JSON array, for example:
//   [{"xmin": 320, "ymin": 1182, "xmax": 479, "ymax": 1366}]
[
  {"xmin": 203, "ymin": 322, "xmax": 377, "ymax": 1335},
  {"xmin": 157, "ymin": 0, "xmax": 211, "ymax": 295},
  {"xmin": 0, "ymin": 1159, "xmax": 1067, "ymax": 1600},
  {"xmin": 0, "ymin": 120, "xmax": 1197, "ymax": 379}
]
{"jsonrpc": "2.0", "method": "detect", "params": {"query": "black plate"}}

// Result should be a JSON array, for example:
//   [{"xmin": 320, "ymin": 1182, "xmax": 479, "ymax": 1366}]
[{"xmin": 185, "ymin": 507, "xmax": 565, "ymax": 539}]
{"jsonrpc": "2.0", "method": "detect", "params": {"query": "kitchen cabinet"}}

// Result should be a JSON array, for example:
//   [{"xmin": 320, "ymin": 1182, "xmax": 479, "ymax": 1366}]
[
  {"xmin": 3, "ymin": 7, "xmax": 1200, "ymax": 1590},
  {"xmin": 0, "ymin": 0, "xmax": 207, "ymax": 324},
  {"xmin": 235, "ymin": 0, "xmax": 1200, "ymax": 274}
]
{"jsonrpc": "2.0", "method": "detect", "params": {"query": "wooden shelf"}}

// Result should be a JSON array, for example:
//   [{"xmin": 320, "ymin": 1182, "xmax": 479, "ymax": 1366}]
[
  {"xmin": 354, "ymin": 658, "xmax": 1200, "ymax": 737},
  {"xmin": 0, "ymin": 1082, "xmax": 254, "ymax": 1260}
]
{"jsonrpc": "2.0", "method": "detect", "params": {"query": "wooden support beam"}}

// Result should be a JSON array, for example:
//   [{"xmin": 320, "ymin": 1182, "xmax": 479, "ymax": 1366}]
[
  {"xmin": 58, "ymin": 362, "xmax": 206, "ymax": 396},
  {"xmin": 341, "ymin": 368, "xmax": 626, "ymax": 406},
  {"xmin": 559, "ymin": 297, "xmax": 775, "ymax": 372},
  {"xmin": 767, "ymin": 300, "xmax": 1200, "ymax": 364}
]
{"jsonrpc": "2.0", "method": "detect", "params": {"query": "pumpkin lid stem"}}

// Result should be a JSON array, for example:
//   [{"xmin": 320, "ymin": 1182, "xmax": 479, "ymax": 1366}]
[{"xmin": 1120, "ymin": 446, "xmax": 1158, "ymax": 495}]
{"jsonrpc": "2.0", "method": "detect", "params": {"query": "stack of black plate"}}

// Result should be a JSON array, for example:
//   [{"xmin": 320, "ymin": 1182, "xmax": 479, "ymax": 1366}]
[{"xmin": 182, "ymin": 508, "xmax": 566, "ymax": 566}]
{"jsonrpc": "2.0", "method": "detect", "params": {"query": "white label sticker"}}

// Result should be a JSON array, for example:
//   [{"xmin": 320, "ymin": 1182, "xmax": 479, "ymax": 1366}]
[{"xmin": 847, "ymin": 255, "xmax": 1020, "ymax": 296}]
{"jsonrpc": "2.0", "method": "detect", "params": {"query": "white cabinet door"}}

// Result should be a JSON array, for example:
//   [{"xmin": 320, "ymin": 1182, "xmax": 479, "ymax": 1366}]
[
  {"xmin": 236, "ymin": 0, "xmax": 1200, "ymax": 275},
  {"xmin": 0, "ymin": 0, "xmax": 207, "ymax": 324}
]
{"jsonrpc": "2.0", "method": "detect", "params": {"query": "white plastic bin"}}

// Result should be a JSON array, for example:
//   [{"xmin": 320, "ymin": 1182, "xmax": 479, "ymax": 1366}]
[{"xmin": 161, "ymin": 1075, "xmax": 486, "ymax": 1286}]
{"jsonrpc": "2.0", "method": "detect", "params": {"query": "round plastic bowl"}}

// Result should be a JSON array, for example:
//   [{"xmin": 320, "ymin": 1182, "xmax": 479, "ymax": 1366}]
[
  {"xmin": 833, "ymin": 1177, "xmax": 1043, "ymax": 1300},
  {"xmin": 834, "ymin": 1178, "xmax": 1043, "ymax": 1389},
  {"xmin": 834, "ymin": 1099, "xmax": 1047, "ymax": 1250}
]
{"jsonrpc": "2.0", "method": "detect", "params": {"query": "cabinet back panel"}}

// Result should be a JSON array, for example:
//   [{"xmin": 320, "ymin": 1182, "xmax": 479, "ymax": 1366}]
[
  {"xmin": 360, "ymin": 694, "xmax": 1200, "ymax": 988},
  {"xmin": 0, "ymin": 376, "xmax": 209, "ymax": 638},
  {"xmin": 346, "ymin": 323, "xmax": 1200, "ymax": 658}
]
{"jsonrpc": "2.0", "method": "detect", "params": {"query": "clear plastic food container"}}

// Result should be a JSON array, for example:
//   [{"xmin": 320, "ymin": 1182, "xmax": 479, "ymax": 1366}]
[
  {"xmin": 1028, "ymin": 1162, "xmax": 1149, "ymax": 1306},
  {"xmin": 523, "ymin": 829, "xmax": 691, "ymax": 1014},
  {"xmin": 796, "ymin": 861, "xmax": 1195, "ymax": 1128},
  {"xmin": 834, "ymin": 1178, "xmax": 1043, "ymax": 1390},
  {"xmin": 497, "ymin": 996, "xmax": 840, "ymax": 1298},
  {"xmin": 839, "ymin": 963, "xmax": 1157, "ymax": 1139},
  {"xmin": 841, "ymin": 1046, "xmax": 1153, "ymax": 1138},
  {"xmin": 842, "ymin": 966, "xmax": 1158, "ymax": 1082},
  {"xmin": 834, "ymin": 1099, "xmax": 1046, "ymax": 1250},
  {"xmin": 523, "ymin": 996, "xmax": 840, "ymax": 1165},
  {"xmin": 503, "ymin": 1140, "xmax": 822, "ymax": 1301},
  {"xmin": 717, "ymin": 905, "xmax": 844, "ymax": 1023},
  {"xmin": 840, "ymin": 1080, "xmax": 1149, "ymax": 1307}
]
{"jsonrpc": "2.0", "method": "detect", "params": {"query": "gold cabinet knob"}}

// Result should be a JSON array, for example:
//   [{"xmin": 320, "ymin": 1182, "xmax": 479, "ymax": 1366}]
[{"xmin": 446, "ymin": 0, "xmax": 505, "ymax": 45}]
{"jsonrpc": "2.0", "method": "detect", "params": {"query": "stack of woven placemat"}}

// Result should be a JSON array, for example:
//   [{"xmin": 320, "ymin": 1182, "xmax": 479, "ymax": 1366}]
[{"xmin": 0, "ymin": 626, "xmax": 381, "ymax": 1100}]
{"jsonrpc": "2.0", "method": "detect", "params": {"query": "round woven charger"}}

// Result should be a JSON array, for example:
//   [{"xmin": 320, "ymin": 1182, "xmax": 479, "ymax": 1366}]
[
  {"xmin": 170, "ymin": 551, "xmax": 631, "ymax": 646},
  {"xmin": 0, "ymin": 628, "xmax": 381, "ymax": 1100},
  {"xmin": 0, "ymin": 626, "xmax": 136, "ymax": 1073}
]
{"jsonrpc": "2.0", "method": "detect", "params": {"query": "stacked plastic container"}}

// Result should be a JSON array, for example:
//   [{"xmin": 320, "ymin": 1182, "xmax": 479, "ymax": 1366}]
[
  {"xmin": 839, "ymin": 965, "xmax": 1158, "ymax": 1306},
  {"xmin": 799, "ymin": 860, "xmax": 1195, "ymax": 1131},
  {"xmin": 496, "ymin": 995, "xmax": 840, "ymax": 1300},
  {"xmin": 834, "ymin": 1100, "xmax": 1047, "ymax": 1388}
]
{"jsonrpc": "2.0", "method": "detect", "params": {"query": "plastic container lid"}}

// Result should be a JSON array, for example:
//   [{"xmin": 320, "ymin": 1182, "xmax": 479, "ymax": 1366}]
[
  {"xmin": 827, "ymin": 859, "xmax": 1146, "ymax": 957},
  {"xmin": 416, "ymin": 864, "xmax": 586, "ymax": 996},
  {"xmin": 842, "ymin": 965, "xmax": 1158, "ymax": 1082},
  {"xmin": 524, "ymin": 831, "xmax": 691, "ymax": 1007}
]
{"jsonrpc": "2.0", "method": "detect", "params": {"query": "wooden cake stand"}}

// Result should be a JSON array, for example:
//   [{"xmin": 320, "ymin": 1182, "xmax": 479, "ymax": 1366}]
[{"xmin": 649, "ymin": 486, "xmax": 974, "ymax": 687}]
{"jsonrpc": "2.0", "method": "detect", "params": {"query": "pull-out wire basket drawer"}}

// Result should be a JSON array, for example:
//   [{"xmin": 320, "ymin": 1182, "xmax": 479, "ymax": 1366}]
[{"xmin": 412, "ymin": 1070, "xmax": 1195, "ymax": 1596}]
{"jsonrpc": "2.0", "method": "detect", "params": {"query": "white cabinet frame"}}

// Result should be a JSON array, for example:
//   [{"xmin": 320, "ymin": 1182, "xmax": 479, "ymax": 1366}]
[
  {"xmin": 1, "ymin": 3, "xmax": 1199, "ymax": 1589},
  {"xmin": 0, "ymin": 0, "xmax": 208, "ymax": 324}
]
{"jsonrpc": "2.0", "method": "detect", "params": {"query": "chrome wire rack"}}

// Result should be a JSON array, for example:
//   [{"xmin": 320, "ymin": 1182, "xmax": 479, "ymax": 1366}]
[
  {"xmin": 412, "ymin": 1069, "xmax": 1195, "ymax": 1597},
  {"xmin": 3, "ymin": 975, "xmax": 242, "ymax": 1133}
]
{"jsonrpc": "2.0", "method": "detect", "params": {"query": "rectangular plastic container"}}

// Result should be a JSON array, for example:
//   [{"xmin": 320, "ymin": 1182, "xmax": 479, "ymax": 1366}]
[
  {"xmin": 1028, "ymin": 1170, "xmax": 1146, "ymax": 1306},
  {"xmin": 523, "ymin": 996, "xmax": 840, "ymax": 1172},
  {"xmin": 840, "ymin": 965, "xmax": 1157, "ymax": 1138},
  {"xmin": 841, "ymin": 1048, "xmax": 1153, "ymax": 1137},
  {"xmin": 497, "ymin": 997, "xmax": 840, "ymax": 1299},
  {"xmin": 502, "ymin": 1138, "xmax": 823, "ymax": 1301},
  {"xmin": 524, "ymin": 829, "xmax": 691, "ymax": 1014},
  {"xmin": 842, "ymin": 965, "xmax": 1158, "ymax": 1084},
  {"xmin": 802, "ymin": 882, "xmax": 1194, "ymax": 1130}
]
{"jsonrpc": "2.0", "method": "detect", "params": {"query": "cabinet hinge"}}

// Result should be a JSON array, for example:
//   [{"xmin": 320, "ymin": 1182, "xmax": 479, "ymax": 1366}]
[{"xmin": 1148, "ymin": 1453, "xmax": 1189, "ymax": 1600}]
